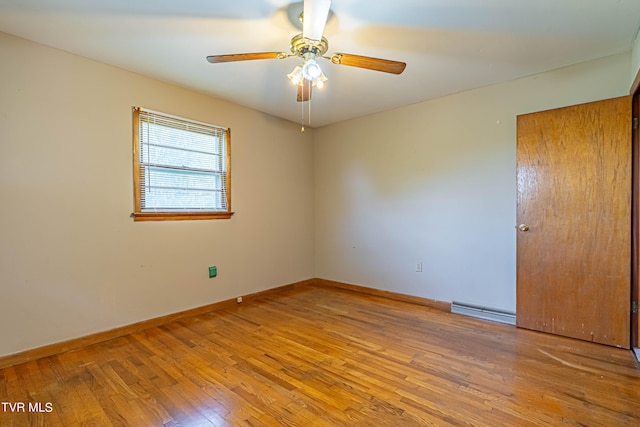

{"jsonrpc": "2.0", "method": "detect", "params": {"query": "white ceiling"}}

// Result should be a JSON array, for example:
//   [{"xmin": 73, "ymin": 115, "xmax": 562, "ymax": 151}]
[{"xmin": 1, "ymin": 0, "xmax": 639, "ymax": 127}]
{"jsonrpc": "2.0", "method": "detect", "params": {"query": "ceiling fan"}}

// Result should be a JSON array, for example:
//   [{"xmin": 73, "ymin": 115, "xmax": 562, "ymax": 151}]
[{"xmin": 206, "ymin": 0, "xmax": 406, "ymax": 103}]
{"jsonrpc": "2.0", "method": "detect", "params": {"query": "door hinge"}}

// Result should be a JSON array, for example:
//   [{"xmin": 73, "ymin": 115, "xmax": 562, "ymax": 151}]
[
  {"xmin": 634, "ymin": 117, "xmax": 639, "ymax": 130},
  {"xmin": 633, "ymin": 301, "xmax": 638, "ymax": 314}
]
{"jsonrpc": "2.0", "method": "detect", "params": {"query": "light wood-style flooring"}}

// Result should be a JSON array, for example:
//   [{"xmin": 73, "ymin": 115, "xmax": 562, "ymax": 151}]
[{"xmin": 1, "ymin": 284, "xmax": 639, "ymax": 426}]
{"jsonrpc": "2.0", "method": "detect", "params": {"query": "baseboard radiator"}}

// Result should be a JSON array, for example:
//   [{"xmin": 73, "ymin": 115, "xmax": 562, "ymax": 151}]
[{"xmin": 451, "ymin": 301, "xmax": 516, "ymax": 325}]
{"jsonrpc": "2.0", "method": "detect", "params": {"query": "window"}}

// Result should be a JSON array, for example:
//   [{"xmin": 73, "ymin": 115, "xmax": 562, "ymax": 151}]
[{"xmin": 132, "ymin": 107, "xmax": 232, "ymax": 221}]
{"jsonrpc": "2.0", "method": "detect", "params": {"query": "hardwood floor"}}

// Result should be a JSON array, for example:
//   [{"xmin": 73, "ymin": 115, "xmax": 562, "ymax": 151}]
[{"xmin": 1, "ymin": 284, "xmax": 639, "ymax": 426}]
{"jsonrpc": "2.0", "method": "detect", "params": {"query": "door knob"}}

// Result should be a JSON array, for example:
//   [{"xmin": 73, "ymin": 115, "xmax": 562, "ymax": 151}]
[{"xmin": 518, "ymin": 224, "xmax": 530, "ymax": 232}]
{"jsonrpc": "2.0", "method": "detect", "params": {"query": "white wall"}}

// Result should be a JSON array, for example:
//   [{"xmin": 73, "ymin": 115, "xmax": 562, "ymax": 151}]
[
  {"xmin": 633, "ymin": 30, "xmax": 640, "ymax": 87},
  {"xmin": 314, "ymin": 53, "xmax": 631, "ymax": 312},
  {"xmin": 0, "ymin": 32, "xmax": 315, "ymax": 357}
]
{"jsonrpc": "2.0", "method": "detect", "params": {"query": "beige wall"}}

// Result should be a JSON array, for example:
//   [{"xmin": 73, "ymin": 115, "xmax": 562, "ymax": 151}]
[
  {"xmin": 1, "ymin": 28, "xmax": 636, "ymax": 358},
  {"xmin": 0, "ymin": 32, "xmax": 315, "ymax": 357},
  {"xmin": 314, "ymin": 53, "xmax": 632, "ymax": 312}
]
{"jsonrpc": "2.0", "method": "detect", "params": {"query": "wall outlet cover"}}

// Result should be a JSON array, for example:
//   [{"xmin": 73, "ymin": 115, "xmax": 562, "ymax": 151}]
[{"xmin": 209, "ymin": 266, "xmax": 217, "ymax": 278}]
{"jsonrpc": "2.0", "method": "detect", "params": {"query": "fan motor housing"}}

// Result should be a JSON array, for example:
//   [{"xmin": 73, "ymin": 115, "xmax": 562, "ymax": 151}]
[{"xmin": 290, "ymin": 33, "xmax": 328, "ymax": 57}]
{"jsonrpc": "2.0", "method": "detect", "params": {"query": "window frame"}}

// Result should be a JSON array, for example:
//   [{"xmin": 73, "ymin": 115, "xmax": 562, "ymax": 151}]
[{"xmin": 132, "ymin": 107, "xmax": 233, "ymax": 221}]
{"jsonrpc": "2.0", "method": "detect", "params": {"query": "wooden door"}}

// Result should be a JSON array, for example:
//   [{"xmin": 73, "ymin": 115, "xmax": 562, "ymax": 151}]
[{"xmin": 516, "ymin": 96, "xmax": 631, "ymax": 348}]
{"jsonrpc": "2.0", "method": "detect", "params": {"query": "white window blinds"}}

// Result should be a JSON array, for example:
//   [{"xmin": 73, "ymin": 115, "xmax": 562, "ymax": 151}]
[{"xmin": 134, "ymin": 108, "xmax": 230, "ymax": 216}]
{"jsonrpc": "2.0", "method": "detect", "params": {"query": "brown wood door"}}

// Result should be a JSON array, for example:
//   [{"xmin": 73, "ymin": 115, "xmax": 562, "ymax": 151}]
[{"xmin": 516, "ymin": 96, "xmax": 632, "ymax": 348}]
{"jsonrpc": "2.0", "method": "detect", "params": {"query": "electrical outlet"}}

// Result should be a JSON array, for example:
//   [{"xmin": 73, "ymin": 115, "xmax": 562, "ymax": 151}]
[
  {"xmin": 209, "ymin": 266, "xmax": 217, "ymax": 278},
  {"xmin": 416, "ymin": 262, "xmax": 423, "ymax": 272},
  {"xmin": 236, "ymin": 296, "xmax": 243, "ymax": 304}
]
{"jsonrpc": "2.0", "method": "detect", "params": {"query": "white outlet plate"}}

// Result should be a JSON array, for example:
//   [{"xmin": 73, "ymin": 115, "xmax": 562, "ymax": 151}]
[
  {"xmin": 236, "ymin": 296, "xmax": 243, "ymax": 303},
  {"xmin": 416, "ymin": 262, "xmax": 423, "ymax": 272}
]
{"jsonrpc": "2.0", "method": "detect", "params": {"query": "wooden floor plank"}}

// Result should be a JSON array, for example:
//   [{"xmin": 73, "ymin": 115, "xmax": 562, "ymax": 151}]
[{"xmin": 1, "ymin": 285, "xmax": 639, "ymax": 426}]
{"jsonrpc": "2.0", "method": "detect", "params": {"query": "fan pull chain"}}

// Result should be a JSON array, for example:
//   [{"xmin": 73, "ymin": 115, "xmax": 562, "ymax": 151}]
[
  {"xmin": 308, "ymin": 85, "xmax": 311, "ymax": 128},
  {"xmin": 300, "ymin": 87, "xmax": 305, "ymax": 133}
]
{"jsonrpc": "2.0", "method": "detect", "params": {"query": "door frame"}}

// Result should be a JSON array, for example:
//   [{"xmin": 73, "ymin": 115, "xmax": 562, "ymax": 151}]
[{"xmin": 631, "ymin": 70, "xmax": 640, "ymax": 349}]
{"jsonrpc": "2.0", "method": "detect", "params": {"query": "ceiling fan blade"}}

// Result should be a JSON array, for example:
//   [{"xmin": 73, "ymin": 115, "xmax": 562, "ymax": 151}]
[
  {"xmin": 303, "ymin": 0, "xmax": 332, "ymax": 41},
  {"xmin": 297, "ymin": 80, "xmax": 312, "ymax": 102},
  {"xmin": 330, "ymin": 53, "xmax": 406, "ymax": 75},
  {"xmin": 206, "ymin": 52, "xmax": 286, "ymax": 63}
]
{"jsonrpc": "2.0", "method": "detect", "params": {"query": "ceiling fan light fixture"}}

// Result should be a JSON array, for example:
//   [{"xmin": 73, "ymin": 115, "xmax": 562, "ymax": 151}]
[
  {"xmin": 302, "ymin": 58, "xmax": 322, "ymax": 80},
  {"xmin": 287, "ymin": 65, "xmax": 303, "ymax": 85},
  {"xmin": 288, "ymin": 56, "xmax": 327, "ymax": 89},
  {"xmin": 315, "ymin": 71, "xmax": 328, "ymax": 88}
]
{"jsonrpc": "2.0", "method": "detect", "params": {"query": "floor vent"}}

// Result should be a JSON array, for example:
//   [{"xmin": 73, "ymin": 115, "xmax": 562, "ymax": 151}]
[{"xmin": 451, "ymin": 301, "xmax": 516, "ymax": 325}]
